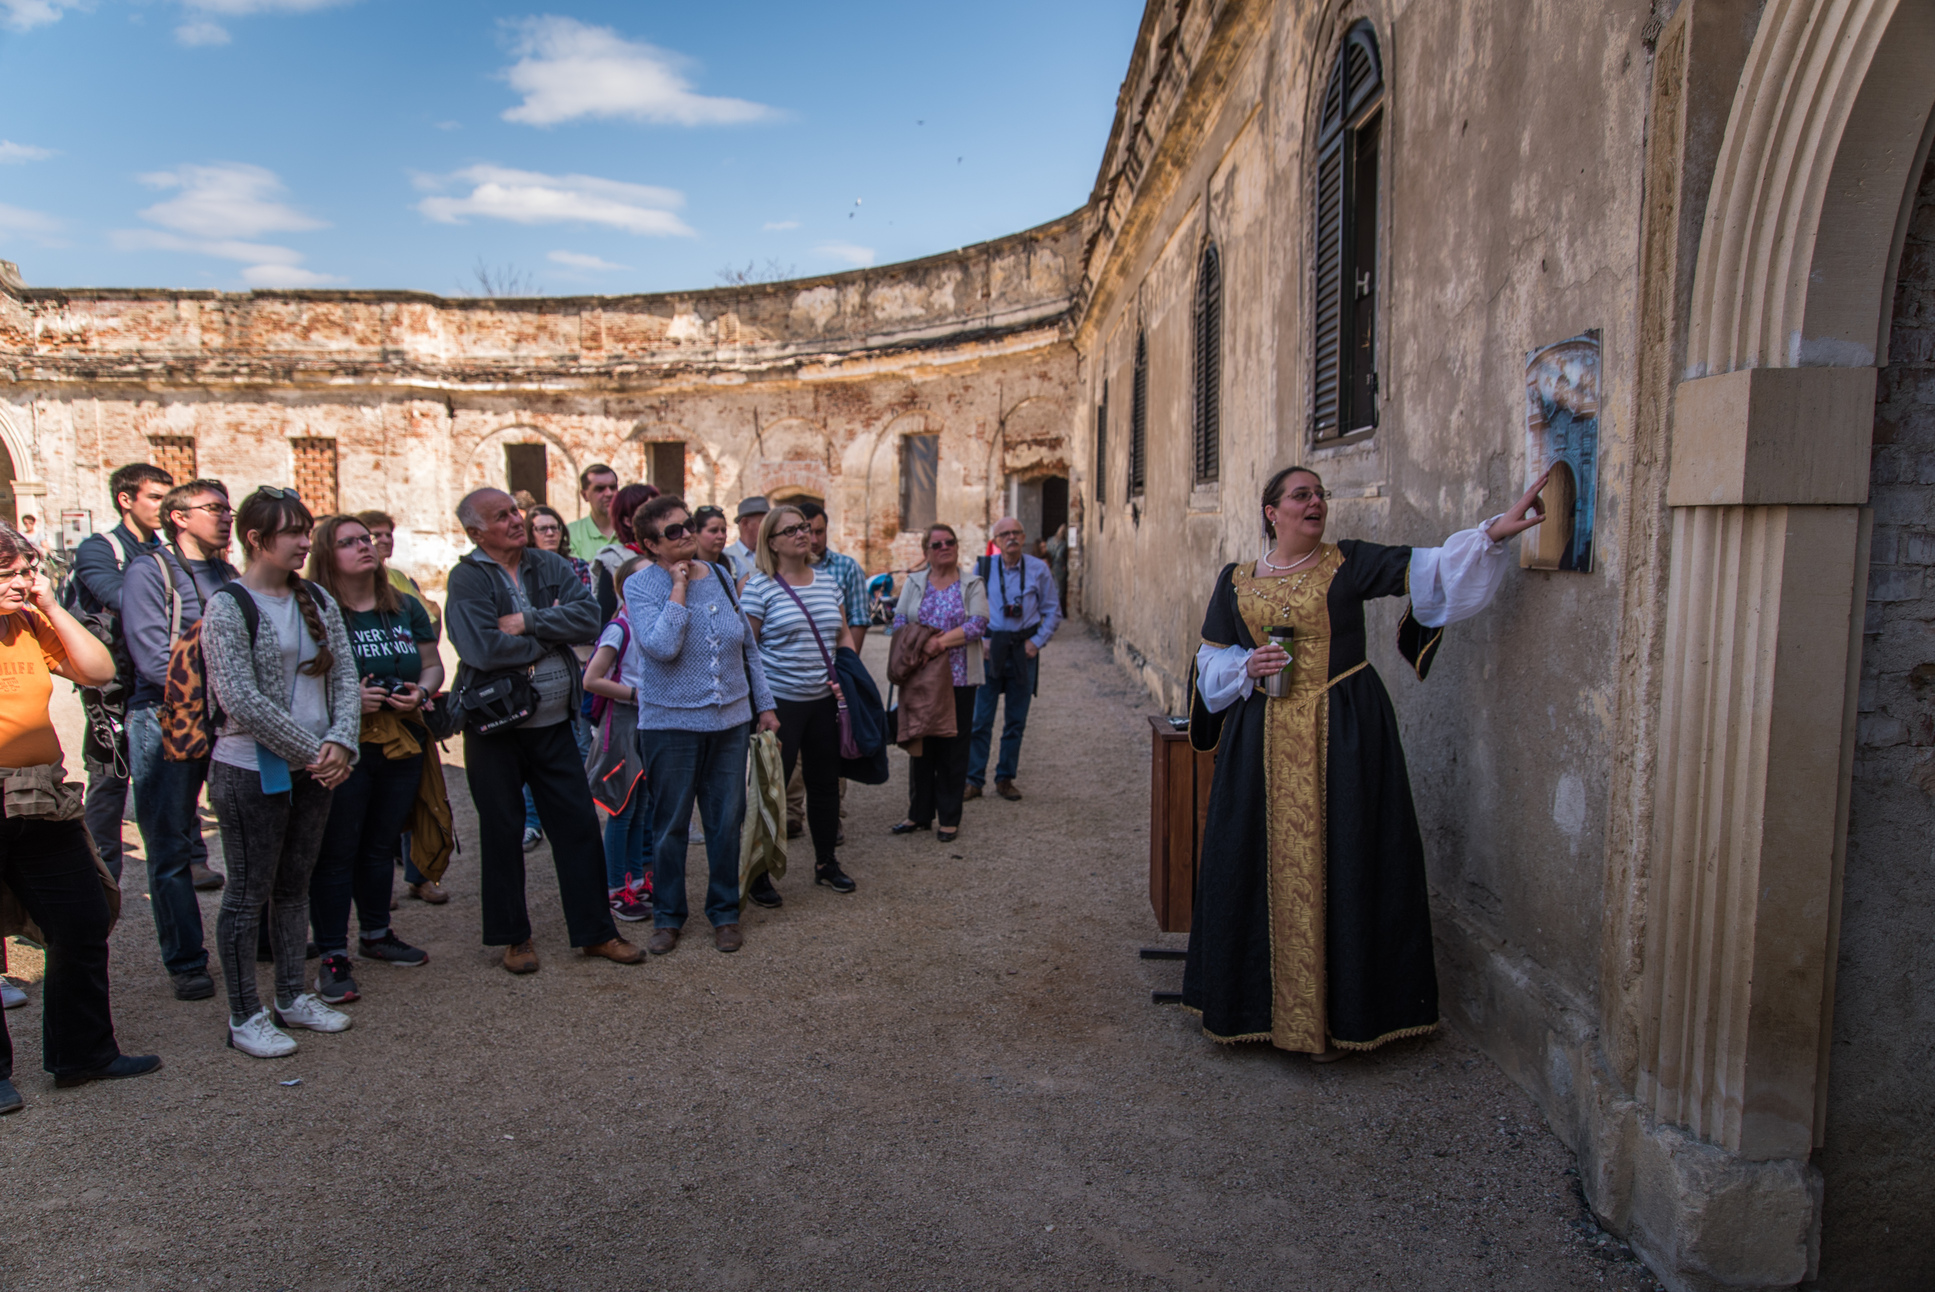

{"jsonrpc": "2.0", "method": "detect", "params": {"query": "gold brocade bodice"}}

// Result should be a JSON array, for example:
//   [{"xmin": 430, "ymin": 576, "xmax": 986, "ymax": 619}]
[{"xmin": 1232, "ymin": 546, "xmax": 1342, "ymax": 696}]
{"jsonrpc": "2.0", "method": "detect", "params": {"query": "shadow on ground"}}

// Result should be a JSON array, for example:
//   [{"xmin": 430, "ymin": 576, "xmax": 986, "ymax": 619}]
[{"xmin": 0, "ymin": 625, "xmax": 1659, "ymax": 1290}]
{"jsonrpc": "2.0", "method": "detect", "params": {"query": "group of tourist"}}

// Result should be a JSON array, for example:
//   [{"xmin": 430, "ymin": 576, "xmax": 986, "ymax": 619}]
[{"xmin": 0, "ymin": 457, "xmax": 1064, "ymax": 1106}]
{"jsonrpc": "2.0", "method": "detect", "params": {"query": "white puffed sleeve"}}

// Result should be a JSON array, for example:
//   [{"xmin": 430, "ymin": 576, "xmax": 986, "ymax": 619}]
[
  {"xmin": 1408, "ymin": 516, "xmax": 1511, "ymax": 628},
  {"xmin": 1194, "ymin": 642, "xmax": 1254, "ymax": 713}
]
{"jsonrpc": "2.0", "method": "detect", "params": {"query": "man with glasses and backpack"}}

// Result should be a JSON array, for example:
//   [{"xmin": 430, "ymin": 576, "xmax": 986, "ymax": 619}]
[
  {"xmin": 118, "ymin": 479, "xmax": 238, "ymax": 1000},
  {"xmin": 966, "ymin": 516, "xmax": 1062, "ymax": 803}
]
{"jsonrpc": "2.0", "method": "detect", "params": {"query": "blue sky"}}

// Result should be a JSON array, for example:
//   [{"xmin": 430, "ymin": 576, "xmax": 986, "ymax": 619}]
[{"xmin": 0, "ymin": 1, "xmax": 1139, "ymax": 294}]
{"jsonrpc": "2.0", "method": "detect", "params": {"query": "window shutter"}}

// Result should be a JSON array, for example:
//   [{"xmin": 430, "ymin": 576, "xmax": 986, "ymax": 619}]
[
  {"xmin": 1312, "ymin": 141, "xmax": 1346, "ymax": 437},
  {"xmin": 1094, "ymin": 381, "xmax": 1108, "ymax": 503},
  {"xmin": 1193, "ymin": 244, "xmax": 1222, "ymax": 483},
  {"xmin": 1129, "ymin": 332, "xmax": 1148, "ymax": 498},
  {"xmin": 1312, "ymin": 22, "xmax": 1382, "ymax": 443}
]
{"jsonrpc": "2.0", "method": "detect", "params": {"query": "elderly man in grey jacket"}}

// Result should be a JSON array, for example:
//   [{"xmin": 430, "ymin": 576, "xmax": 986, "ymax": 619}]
[{"xmin": 446, "ymin": 488, "xmax": 643, "ymax": 974}]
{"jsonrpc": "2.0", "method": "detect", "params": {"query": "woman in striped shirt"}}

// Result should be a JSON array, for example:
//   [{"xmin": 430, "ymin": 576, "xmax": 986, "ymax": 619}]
[{"xmin": 743, "ymin": 503, "xmax": 857, "ymax": 896}]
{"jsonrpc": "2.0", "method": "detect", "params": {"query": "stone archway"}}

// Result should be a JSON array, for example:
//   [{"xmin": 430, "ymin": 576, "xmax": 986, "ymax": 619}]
[
  {"xmin": 458, "ymin": 424, "xmax": 583, "ymax": 517},
  {"xmin": 1620, "ymin": 2, "xmax": 1935, "ymax": 1284}
]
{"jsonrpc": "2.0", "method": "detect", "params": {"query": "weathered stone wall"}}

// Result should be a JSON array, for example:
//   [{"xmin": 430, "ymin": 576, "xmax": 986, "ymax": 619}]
[
  {"xmin": 1817, "ymin": 146, "xmax": 1935, "ymax": 1287},
  {"xmin": 0, "ymin": 215, "xmax": 1083, "ymax": 583},
  {"xmin": 1073, "ymin": 0, "xmax": 1649, "ymax": 1168}
]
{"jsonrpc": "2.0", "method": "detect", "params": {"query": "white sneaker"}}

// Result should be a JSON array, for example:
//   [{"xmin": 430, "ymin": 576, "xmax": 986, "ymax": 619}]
[
  {"xmin": 1, "ymin": 978, "xmax": 27, "ymax": 1010},
  {"xmin": 227, "ymin": 1008, "xmax": 298, "ymax": 1058},
  {"xmin": 273, "ymin": 993, "xmax": 352, "ymax": 1034},
  {"xmin": 522, "ymin": 827, "xmax": 543, "ymax": 852}
]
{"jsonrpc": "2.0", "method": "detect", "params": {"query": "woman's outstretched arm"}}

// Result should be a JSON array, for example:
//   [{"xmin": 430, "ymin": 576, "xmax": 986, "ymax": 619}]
[{"xmin": 1410, "ymin": 469, "xmax": 1551, "ymax": 628}]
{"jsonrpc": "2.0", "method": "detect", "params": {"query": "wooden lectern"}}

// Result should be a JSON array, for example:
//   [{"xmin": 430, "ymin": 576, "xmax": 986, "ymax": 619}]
[{"xmin": 1147, "ymin": 715, "xmax": 1216, "ymax": 934}]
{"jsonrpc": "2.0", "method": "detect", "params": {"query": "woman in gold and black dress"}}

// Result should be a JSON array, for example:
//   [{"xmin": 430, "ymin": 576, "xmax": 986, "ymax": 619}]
[{"xmin": 1184, "ymin": 464, "xmax": 1548, "ymax": 1059}]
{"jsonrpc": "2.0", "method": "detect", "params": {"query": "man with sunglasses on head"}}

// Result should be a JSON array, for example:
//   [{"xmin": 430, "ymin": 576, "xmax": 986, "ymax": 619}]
[
  {"xmin": 967, "ymin": 516, "xmax": 1062, "ymax": 802},
  {"xmin": 118, "ymin": 479, "xmax": 239, "ymax": 1000}
]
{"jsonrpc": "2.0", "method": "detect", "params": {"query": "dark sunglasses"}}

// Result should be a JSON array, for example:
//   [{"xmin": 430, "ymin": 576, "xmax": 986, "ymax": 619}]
[
  {"xmin": 657, "ymin": 522, "xmax": 691, "ymax": 541},
  {"xmin": 928, "ymin": 537, "xmax": 958, "ymax": 549},
  {"xmin": 257, "ymin": 486, "xmax": 301, "ymax": 502}
]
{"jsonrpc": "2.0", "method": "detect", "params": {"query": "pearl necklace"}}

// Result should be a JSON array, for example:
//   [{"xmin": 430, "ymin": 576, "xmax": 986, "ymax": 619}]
[{"xmin": 1259, "ymin": 543, "xmax": 1322, "ymax": 573}]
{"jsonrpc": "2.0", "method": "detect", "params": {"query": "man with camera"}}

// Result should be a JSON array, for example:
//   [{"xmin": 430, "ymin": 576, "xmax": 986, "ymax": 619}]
[
  {"xmin": 967, "ymin": 517, "xmax": 1063, "ymax": 802},
  {"xmin": 445, "ymin": 488, "xmax": 643, "ymax": 974}
]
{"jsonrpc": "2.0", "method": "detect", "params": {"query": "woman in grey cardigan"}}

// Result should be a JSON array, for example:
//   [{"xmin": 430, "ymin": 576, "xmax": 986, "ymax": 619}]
[{"xmin": 201, "ymin": 488, "xmax": 363, "ymax": 1059}]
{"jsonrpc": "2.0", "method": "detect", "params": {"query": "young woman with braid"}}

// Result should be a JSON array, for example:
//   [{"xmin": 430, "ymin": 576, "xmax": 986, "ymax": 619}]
[{"xmin": 201, "ymin": 488, "xmax": 364, "ymax": 1058}]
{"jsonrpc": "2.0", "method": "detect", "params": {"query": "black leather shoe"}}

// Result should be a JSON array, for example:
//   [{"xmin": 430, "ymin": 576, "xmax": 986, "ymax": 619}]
[
  {"xmin": 748, "ymin": 875, "xmax": 783, "ymax": 909},
  {"xmin": 814, "ymin": 863, "xmax": 857, "ymax": 894},
  {"xmin": 54, "ymin": 1054, "xmax": 163, "ymax": 1089},
  {"xmin": 170, "ymin": 969, "xmax": 215, "ymax": 1001},
  {"xmin": 889, "ymin": 820, "xmax": 929, "ymax": 835}
]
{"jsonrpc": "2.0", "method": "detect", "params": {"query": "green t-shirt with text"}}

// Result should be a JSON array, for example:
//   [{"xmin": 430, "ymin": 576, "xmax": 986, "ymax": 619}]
[{"xmin": 343, "ymin": 595, "xmax": 438, "ymax": 687}]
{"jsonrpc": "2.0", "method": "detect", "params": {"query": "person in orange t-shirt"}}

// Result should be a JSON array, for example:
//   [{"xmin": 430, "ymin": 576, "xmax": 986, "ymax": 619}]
[{"xmin": 0, "ymin": 520, "xmax": 161, "ymax": 1115}]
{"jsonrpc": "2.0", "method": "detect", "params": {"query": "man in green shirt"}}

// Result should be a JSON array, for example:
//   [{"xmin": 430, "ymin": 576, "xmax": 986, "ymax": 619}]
[{"xmin": 565, "ymin": 463, "xmax": 620, "ymax": 557}]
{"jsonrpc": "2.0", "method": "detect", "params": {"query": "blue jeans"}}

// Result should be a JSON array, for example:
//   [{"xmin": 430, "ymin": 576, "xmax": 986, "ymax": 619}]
[
  {"xmin": 311, "ymin": 744, "xmax": 423, "ymax": 953},
  {"xmin": 127, "ymin": 705, "xmax": 210, "ymax": 976},
  {"xmin": 603, "ymin": 768, "xmax": 652, "ymax": 891},
  {"xmin": 967, "ymin": 655, "xmax": 1037, "ymax": 787},
  {"xmin": 640, "ymin": 722, "xmax": 749, "ymax": 929}
]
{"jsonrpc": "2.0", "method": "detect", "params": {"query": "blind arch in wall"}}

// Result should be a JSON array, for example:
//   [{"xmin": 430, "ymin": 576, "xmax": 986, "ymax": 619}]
[
  {"xmin": 1129, "ymin": 331, "xmax": 1148, "ymax": 499},
  {"xmin": 1193, "ymin": 243, "xmax": 1222, "ymax": 483},
  {"xmin": 1312, "ymin": 21, "xmax": 1383, "ymax": 441}
]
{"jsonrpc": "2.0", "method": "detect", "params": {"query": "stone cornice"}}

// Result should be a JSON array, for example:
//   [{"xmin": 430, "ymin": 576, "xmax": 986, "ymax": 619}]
[{"xmin": 1074, "ymin": 0, "xmax": 1266, "ymax": 352}]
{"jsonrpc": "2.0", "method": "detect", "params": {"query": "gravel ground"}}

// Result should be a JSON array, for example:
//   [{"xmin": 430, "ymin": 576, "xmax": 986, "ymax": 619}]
[{"xmin": 0, "ymin": 625, "xmax": 1660, "ymax": 1290}]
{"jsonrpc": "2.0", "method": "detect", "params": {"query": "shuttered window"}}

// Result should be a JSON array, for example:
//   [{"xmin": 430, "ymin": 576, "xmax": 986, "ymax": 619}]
[
  {"xmin": 1094, "ymin": 380, "xmax": 1108, "ymax": 506},
  {"xmin": 1193, "ymin": 244, "xmax": 1222, "ymax": 483},
  {"xmin": 1129, "ymin": 332, "xmax": 1148, "ymax": 498},
  {"xmin": 1312, "ymin": 22, "xmax": 1383, "ymax": 442}
]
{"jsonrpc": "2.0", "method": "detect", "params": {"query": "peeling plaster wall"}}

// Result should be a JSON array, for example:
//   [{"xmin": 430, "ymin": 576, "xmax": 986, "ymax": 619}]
[{"xmin": 0, "ymin": 217, "xmax": 1081, "ymax": 585}]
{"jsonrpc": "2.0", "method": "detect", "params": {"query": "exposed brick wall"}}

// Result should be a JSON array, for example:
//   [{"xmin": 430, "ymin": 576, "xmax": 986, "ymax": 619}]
[
  {"xmin": 147, "ymin": 436, "xmax": 196, "ymax": 486},
  {"xmin": 291, "ymin": 438, "xmax": 338, "ymax": 515},
  {"xmin": 1818, "ymin": 144, "xmax": 1935, "ymax": 1286}
]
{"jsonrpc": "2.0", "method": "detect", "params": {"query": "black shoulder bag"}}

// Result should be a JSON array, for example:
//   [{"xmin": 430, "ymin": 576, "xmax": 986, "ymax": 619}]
[{"xmin": 450, "ymin": 555, "xmax": 539, "ymax": 736}]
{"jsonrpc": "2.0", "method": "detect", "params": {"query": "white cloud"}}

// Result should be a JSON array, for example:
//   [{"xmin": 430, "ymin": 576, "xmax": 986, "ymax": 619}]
[
  {"xmin": 0, "ymin": 141, "xmax": 55, "ymax": 163},
  {"xmin": 763, "ymin": 220, "xmax": 799, "ymax": 231},
  {"xmin": 547, "ymin": 250, "xmax": 629, "ymax": 271},
  {"xmin": 816, "ymin": 242, "xmax": 876, "ymax": 268},
  {"xmin": 120, "ymin": 162, "xmax": 334, "ymax": 286},
  {"xmin": 499, "ymin": 16, "xmax": 774, "ymax": 127},
  {"xmin": 175, "ymin": 20, "xmax": 230, "ymax": 44},
  {"xmin": 0, "ymin": 203, "xmax": 63, "ymax": 244},
  {"xmin": 137, "ymin": 162, "xmax": 325, "ymax": 239},
  {"xmin": 415, "ymin": 165, "xmax": 693, "ymax": 237},
  {"xmin": 240, "ymin": 263, "xmax": 338, "ymax": 287},
  {"xmin": 1, "ymin": 0, "xmax": 84, "ymax": 33}
]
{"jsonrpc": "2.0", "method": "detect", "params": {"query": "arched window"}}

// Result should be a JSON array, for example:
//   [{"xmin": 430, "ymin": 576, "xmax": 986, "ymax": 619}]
[
  {"xmin": 1193, "ymin": 243, "xmax": 1222, "ymax": 483},
  {"xmin": 1312, "ymin": 21, "xmax": 1383, "ymax": 441},
  {"xmin": 1129, "ymin": 331, "xmax": 1148, "ymax": 499}
]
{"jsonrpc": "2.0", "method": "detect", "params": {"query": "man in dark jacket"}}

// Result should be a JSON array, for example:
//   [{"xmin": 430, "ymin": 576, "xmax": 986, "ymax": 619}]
[
  {"xmin": 66, "ymin": 462, "xmax": 171, "ymax": 882},
  {"xmin": 446, "ymin": 488, "xmax": 643, "ymax": 974},
  {"xmin": 119, "ymin": 480, "xmax": 238, "ymax": 1001}
]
